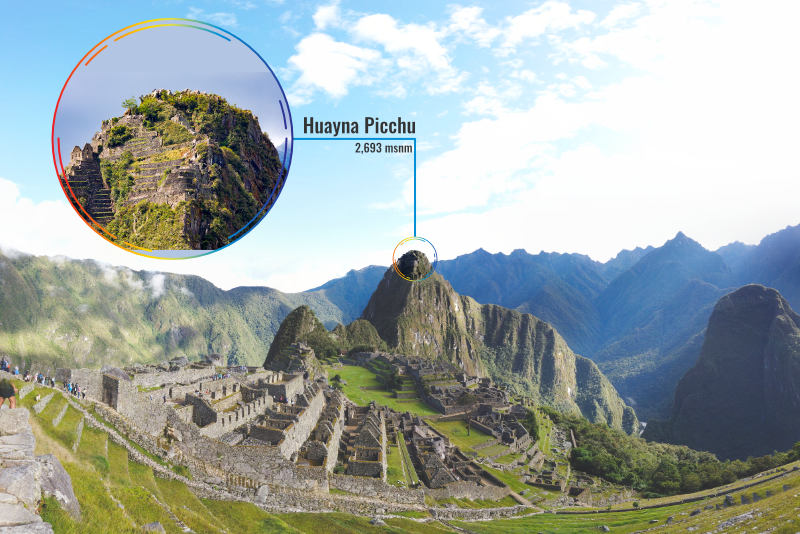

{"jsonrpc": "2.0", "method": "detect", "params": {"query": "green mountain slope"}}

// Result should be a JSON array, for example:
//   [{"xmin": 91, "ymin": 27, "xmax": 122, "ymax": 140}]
[
  {"xmin": 0, "ymin": 250, "xmax": 348, "ymax": 370},
  {"xmin": 359, "ymin": 251, "xmax": 638, "ymax": 432}
]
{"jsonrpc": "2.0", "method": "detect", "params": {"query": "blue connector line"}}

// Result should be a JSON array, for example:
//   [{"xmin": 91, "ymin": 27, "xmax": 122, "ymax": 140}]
[{"xmin": 294, "ymin": 137, "xmax": 417, "ymax": 236}]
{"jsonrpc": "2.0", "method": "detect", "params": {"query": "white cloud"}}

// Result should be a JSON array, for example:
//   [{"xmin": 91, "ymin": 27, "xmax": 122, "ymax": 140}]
[
  {"xmin": 186, "ymin": 7, "xmax": 238, "ymax": 27},
  {"xmin": 287, "ymin": 33, "xmax": 381, "ymax": 104},
  {"xmin": 601, "ymin": 2, "xmax": 643, "ymax": 28},
  {"xmin": 500, "ymin": 1, "xmax": 596, "ymax": 53},
  {"xmin": 226, "ymin": 0, "xmax": 257, "ymax": 10},
  {"xmin": 147, "ymin": 273, "xmax": 166, "ymax": 299},
  {"xmin": 313, "ymin": 1, "xmax": 341, "ymax": 30},
  {"xmin": 447, "ymin": 6, "xmax": 500, "ymax": 47},
  {"xmin": 402, "ymin": 1, "xmax": 800, "ymax": 261},
  {"xmin": 351, "ymin": 14, "xmax": 465, "ymax": 94}
]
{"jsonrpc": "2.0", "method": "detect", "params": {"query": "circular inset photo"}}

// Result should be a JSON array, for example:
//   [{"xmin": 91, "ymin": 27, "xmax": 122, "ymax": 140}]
[
  {"xmin": 392, "ymin": 236, "xmax": 438, "ymax": 281},
  {"xmin": 52, "ymin": 19, "xmax": 293, "ymax": 259}
]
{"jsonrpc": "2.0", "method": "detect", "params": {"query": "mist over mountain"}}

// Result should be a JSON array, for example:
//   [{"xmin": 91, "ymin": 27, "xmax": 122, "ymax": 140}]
[{"xmin": 0, "ymin": 249, "xmax": 350, "ymax": 370}]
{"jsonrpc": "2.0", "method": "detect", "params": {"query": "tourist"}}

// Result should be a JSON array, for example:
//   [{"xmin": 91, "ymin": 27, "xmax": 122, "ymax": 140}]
[
  {"xmin": 0, "ymin": 376, "xmax": 18, "ymax": 409},
  {"xmin": 13, "ymin": 366, "xmax": 19, "ymax": 376}
]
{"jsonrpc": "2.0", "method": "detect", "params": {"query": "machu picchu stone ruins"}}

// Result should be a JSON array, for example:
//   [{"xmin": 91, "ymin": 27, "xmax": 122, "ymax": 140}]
[{"xmin": 61, "ymin": 89, "xmax": 286, "ymax": 250}]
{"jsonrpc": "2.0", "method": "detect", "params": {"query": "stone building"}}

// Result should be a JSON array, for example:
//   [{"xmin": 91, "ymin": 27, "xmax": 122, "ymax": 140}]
[
  {"xmin": 341, "ymin": 404, "xmax": 386, "ymax": 480},
  {"xmin": 470, "ymin": 410, "xmax": 532, "ymax": 453}
]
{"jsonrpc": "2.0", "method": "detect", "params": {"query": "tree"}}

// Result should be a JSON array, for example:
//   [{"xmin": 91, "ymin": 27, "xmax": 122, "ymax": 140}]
[{"xmin": 122, "ymin": 97, "xmax": 137, "ymax": 112}]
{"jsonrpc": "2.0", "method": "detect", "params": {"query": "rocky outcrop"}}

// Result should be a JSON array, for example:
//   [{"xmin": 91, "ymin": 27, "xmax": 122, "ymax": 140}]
[
  {"xmin": 644, "ymin": 285, "xmax": 800, "ymax": 459},
  {"xmin": 63, "ymin": 89, "xmax": 286, "ymax": 249},
  {"xmin": 361, "ymin": 251, "xmax": 638, "ymax": 432},
  {"xmin": 267, "ymin": 251, "xmax": 638, "ymax": 433},
  {"xmin": 0, "ymin": 407, "xmax": 79, "ymax": 532}
]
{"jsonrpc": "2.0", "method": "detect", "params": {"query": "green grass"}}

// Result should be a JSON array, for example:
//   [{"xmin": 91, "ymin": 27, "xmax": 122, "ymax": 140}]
[
  {"xmin": 386, "ymin": 445, "xmax": 406, "ymax": 486},
  {"xmin": 202, "ymin": 500, "xmax": 302, "ymax": 533},
  {"xmin": 154, "ymin": 477, "xmax": 224, "ymax": 534},
  {"xmin": 25, "ymin": 387, "xmax": 800, "ymax": 533},
  {"xmin": 112, "ymin": 485, "xmax": 182, "ymax": 534},
  {"xmin": 476, "ymin": 443, "xmax": 511, "ymax": 458},
  {"xmin": 276, "ymin": 512, "xmax": 452, "ymax": 533},
  {"xmin": 325, "ymin": 364, "xmax": 437, "ymax": 416},
  {"xmin": 426, "ymin": 420, "xmax": 495, "ymax": 453},
  {"xmin": 397, "ymin": 432, "xmax": 421, "ymax": 485},
  {"xmin": 480, "ymin": 464, "xmax": 530, "ymax": 494},
  {"xmin": 432, "ymin": 496, "xmax": 520, "ymax": 509},
  {"xmin": 496, "ymin": 452, "xmax": 522, "ymax": 464}
]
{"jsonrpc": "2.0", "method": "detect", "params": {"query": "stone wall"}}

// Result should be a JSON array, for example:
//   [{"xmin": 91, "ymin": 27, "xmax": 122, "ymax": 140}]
[
  {"xmin": 58, "ymin": 368, "xmax": 103, "ymax": 402},
  {"xmin": 278, "ymin": 388, "xmax": 325, "ymax": 459},
  {"xmin": 324, "ymin": 402, "xmax": 345, "ymax": 472},
  {"xmin": 0, "ymin": 406, "xmax": 80, "ymax": 532},
  {"xmin": 130, "ymin": 367, "xmax": 217, "ymax": 389},
  {"xmin": 185, "ymin": 394, "xmax": 218, "ymax": 427},
  {"xmin": 424, "ymin": 481, "xmax": 510, "ymax": 501},
  {"xmin": 265, "ymin": 373, "xmax": 305, "ymax": 403},
  {"xmin": 201, "ymin": 395, "xmax": 271, "ymax": 439},
  {"xmin": 165, "ymin": 410, "xmax": 328, "ymax": 492},
  {"xmin": 328, "ymin": 474, "xmax": 425, "ymax": 505}
]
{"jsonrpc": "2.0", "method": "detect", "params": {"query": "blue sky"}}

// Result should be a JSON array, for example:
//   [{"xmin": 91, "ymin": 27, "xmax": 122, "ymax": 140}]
[{"xmin": 1, "ymin": 1, "xmax": 800, "ymax": 291}]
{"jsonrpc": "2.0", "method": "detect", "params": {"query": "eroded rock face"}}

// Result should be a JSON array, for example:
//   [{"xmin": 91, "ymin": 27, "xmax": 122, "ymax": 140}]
[
  {"xmin": 396, "ymin": 250, "xmax": 431, "ymax": 281},
  {"xmin": 0, "ymin": 407, "xmax": 54, "ymax": 532},
  {"xmin": 645, "ymin": 284, "xmax": 800, "ymax": 459},
  {"xmin": 38, "ymin": 454, "xmax": 80, "ymax": 520}
]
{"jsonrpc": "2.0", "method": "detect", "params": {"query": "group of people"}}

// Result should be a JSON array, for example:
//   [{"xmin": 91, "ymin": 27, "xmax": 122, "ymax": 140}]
[
  {"xmin": 29, "ymin": 372, "xmax": 55, "ymax": 387},
  {"xmin": 0, "ymin": 356, "xmax": 91, "ymax": 407},
  {"xmin": 65, "ymin": 382, "xmax": 86, "ymax": 400},
  {"xmin": 0, "ymin": 358, "xmax": 19, "ymax": 376}
]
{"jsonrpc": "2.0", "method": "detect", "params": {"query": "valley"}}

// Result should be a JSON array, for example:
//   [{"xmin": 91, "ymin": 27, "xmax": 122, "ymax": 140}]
[{"xmin": 2, "ymin": 227, "xmax": 800, "ymax": 532}]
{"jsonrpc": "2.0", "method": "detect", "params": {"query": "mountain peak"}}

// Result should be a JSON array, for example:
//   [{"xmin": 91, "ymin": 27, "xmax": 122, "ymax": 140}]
[
  {"xmin": 666, "ymin": 231, "xmax": 698, "ymax": 247},
  {"xmin": 647, "ymin": 284, "xmax": 800, "ymax": 459},
  {"xmin": 396, "ymin": 250, "xmax": 431, "ymax": 280}
]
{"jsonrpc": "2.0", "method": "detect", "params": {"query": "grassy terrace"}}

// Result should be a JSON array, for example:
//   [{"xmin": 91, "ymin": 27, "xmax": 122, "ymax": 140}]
[
  {"xmin": 385, "ymin": 443, "xmax": 406, "ymax": 487},
  {"xmin": 425, "ymin": 419, "xmax": 495, "ymax": 454},
  {"xmin": 8, "ymin": 378, "xmax": 800, "ymax": 531},
  {"xmin": 13, "ymin": 381, "xmax": 458, "ymax": 533},
  {"xmin": 325, "ymin": 364, "xmax": 438, "ymax": 416},
  {"xmin": 397, "ymin": 431, "xmax": 421, "ymax": 486},
  {"xmin": 453, "ymin": 467, "xmax": 800, "ymax": 532}
]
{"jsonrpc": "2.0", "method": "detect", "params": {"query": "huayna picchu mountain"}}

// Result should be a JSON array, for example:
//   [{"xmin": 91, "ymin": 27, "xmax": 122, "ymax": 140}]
[
  {"xmin": 644, "ymin": 284, "xmax": 800, "ymax": 459},
  {"xmin": 62, "ymin": 89, "xmax": 286, "ymax": 249},
  {"xmin": 270, "ymin": 251, "xmax": 639, "ymax": 433}
]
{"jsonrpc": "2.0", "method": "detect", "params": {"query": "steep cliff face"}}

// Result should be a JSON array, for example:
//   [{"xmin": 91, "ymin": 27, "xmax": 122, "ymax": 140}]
[
  {"xmin": 644, "ymin": 285, "xmax": 800, "ymax": 459},
  {"xmin": 63, "ymin": 89, "xmax": 285, "ymax": 249},
  {"xmin": 359, "ymin": 251, "xmax": 638, "ymax": 433}
]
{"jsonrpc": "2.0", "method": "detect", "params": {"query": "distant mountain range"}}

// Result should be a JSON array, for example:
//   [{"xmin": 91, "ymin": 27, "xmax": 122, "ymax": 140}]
[
  {"xmin": 298, "ymin": 224, "xmax": 800, "ymax": 419},
  {"xmin": 2, "ymin": 223, "xmax": 799, "ymax": 421}
]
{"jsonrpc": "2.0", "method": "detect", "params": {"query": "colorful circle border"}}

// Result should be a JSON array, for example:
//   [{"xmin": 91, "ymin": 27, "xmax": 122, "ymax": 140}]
[
  {"xmin": 50, "ymin": 18, "xmax": 294, "ymax": 260},
  {"xmin": 392, "ymin": 236, "xmax": 438, "ymax": 282}
]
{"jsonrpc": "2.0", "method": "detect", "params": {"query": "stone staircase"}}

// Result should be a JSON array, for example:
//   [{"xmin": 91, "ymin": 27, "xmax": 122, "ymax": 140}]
[{"xmin": 64, "ymin": 154, "xmax": 114, "ymax": 225}]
